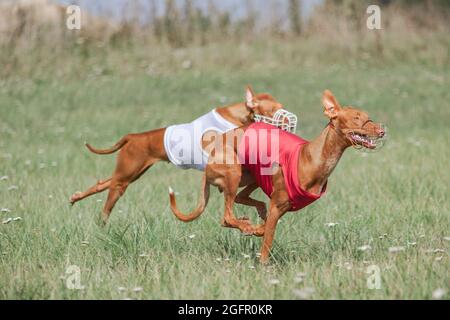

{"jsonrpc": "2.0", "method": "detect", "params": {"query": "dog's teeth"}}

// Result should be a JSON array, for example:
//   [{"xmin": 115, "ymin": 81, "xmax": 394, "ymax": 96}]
[{"xmin": 168, "ymin": 186, "xmax": 174, "ymax": 194}]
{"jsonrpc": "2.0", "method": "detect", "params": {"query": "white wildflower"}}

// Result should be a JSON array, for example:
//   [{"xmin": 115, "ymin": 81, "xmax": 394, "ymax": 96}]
[
  {"xmin": 294, "ymin": 273, "xmax": 306, "ymax": 283},
  {"xmin": 268, "ymin": 279, "xmax": 280, "ymax": 285},
  {"xmin": 388, "ymin": 246, "xmax": 405, "ymax": 253},
  {"xmin": 294, "ymin": 277, "xmax": 304, "ymax": 284},
  {"xmin": 293, "ymin": 287, "xmax": 315, "ymax": 299},
  {"xmin": 344, "ymin": 262, "xmax": 352, "ymax": 270},
  {"xmin": 432, "ymin": 288, "xmax": 446, "ymax": 300},
  {"xmin": 2, "ymin": 218, "xmax": 12, "ymax": 224},
  {"xmin": 325, "ymin": 222, "xmax": 339, "ymax": 228}
]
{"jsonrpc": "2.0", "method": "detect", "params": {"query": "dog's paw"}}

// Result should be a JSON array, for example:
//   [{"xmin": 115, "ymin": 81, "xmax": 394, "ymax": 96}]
[
  {"xmin": 69, "ymin": 192, "xmax": 82, "ymax": 205},
  {"xmin": 259, "ymin": 256, "xmax": 270, "ymax": 265},
  {"xmin": 221, "ymin": 218, "xmax": 231, "ymax": 228},
  {"xmin": 241, "ymin": 223, "xmax": 265, "ymax": 237},
  {"xmin": 240, "ymin": 224, "xmax": 253, "ymax": 236},
  {"xmin": 253, "ymin": 225, "xmax": 265, "ymax": 237},
  {"xmin": 240, "ymin": 223, "xmax": 255, "ymax": 236}
]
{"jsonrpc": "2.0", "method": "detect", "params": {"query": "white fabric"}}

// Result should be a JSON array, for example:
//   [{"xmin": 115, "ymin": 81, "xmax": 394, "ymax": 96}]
[{"xmin": 164, "ymin": 109, "xmax": 238, "ymax": 171}]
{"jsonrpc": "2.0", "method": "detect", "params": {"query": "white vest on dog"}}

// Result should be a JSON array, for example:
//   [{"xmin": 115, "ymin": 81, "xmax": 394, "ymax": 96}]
[{"xmin": 164, "ymin": 109, "xmax": 238, "ymax": 171}]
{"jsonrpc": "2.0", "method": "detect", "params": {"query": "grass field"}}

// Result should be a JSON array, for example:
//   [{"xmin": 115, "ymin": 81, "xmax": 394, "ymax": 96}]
[{"xmin": 0, "ymin": 61, "xmax": 449, "ymax": 299}]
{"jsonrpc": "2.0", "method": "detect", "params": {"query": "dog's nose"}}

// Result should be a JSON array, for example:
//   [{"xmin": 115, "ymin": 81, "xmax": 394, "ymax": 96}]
[{"xmin": 378, "ymin": 128, "xmax": 385, "ymax": 137}]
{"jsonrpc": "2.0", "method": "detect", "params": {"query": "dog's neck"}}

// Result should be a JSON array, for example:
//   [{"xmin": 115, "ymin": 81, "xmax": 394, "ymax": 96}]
[
  {"xmin": 298, "ymin": 123, "xmax": 350, "ymax": 195},
  {"xmin": 216, "ymin": 103, "xmax": 253, "ymax": 127}
]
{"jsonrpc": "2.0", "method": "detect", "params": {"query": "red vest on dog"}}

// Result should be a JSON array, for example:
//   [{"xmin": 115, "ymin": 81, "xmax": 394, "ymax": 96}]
[{"xmin": 238, "ymin": 122, "xmax": 327, "ymax": 211}]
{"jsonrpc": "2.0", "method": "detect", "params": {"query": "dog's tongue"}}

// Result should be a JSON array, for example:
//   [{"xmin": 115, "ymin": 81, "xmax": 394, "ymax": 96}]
[{"xmin": 364, "ymin": 139, "xmax": 376, "ymax": 149}]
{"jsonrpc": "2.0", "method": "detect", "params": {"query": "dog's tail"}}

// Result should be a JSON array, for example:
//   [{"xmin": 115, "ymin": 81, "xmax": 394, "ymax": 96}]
[
  {"xmin": 85, "ymin": 135, "xmax": 130, "ymax": 155},
  {"xmin": 169, "ymin": 175, "xmax": 210, "ymax": 222}
]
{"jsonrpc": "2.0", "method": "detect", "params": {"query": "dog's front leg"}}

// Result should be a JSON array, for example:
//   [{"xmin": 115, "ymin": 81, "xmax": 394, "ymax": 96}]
[
  {"xmin": 259, "ymin": 204, "xmax": 281, "ymax": 264},
  {"xmin": 259, "ymin": 164, "xmax": 290, "ymax": 263},
  {"xmin": 259, "ymin": 195, "xmax": 290, "ymax": 263}
]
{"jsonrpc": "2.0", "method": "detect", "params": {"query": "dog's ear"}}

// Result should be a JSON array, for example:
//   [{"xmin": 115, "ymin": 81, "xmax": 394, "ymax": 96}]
[
  {"xmin": 322, "ymin": 90, "xmax": 341, "ymax": 119},
  {"xmin": 245, "ymin": 85, "xmax": 257, "ymax": 109}
]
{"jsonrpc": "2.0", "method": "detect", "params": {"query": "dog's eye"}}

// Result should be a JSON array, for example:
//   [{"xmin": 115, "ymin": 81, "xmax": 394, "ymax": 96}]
[{"xmin": 354, "ymin": 116, "xmax": 360, "ymax": 121}]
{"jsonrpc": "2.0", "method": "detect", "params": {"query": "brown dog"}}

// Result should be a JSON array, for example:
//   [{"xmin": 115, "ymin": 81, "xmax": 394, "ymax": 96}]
[
  {"xmin": 70, "ymin": 86, "xmax": 287, "ymax": 224},
  {"xmin": 170, "ymin": 90, "xmax": 386, "ymax": 264}
]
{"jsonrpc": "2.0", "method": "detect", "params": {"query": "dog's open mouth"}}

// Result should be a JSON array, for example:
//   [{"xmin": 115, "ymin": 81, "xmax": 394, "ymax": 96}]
[
  {"xmin": 349, "ymin": 133, "xmax": 379, "ymax": 149},
  {"xmin": 348, "ymin": 124, "xmax": 388, "ymax": 152}
]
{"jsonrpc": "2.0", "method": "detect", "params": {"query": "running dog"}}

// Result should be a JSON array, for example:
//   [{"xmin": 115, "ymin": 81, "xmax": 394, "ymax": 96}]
[
  {"xmin": 70, "ymin": 86, "xmax": 297, "ymax": 224},
  {"xmin": 170, "ymin": 90, "xmax": 386, "ymax": 263}
]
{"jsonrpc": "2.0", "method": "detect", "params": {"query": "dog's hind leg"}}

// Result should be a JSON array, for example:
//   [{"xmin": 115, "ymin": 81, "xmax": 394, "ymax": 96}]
[
  {"xmin": 213, "ymin": 165, "xmax": 258, "ymax": 235},
  {"xmin": 101, "ymin": 180, "xmax": 128, "ymax": 225},
  {"xmin": 100, "ymin": 157, "xmax": 157, "ymax": 225},
  {"xmin": 70, "ymin": 178, "xmax": 111, "ymax": 205},
  {"xmin": 99, "ymin": 136, "xmax": 163, "ymax": 224},
  {"xmin": 235, "ymin": 182, "xmax": 268, "ymax": 221}
]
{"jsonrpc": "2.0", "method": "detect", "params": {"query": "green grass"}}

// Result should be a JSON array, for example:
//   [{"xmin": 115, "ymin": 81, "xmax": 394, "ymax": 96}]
[{"xmin": 0, "ymin": 62, "xmax": 449, "ymax": 299}]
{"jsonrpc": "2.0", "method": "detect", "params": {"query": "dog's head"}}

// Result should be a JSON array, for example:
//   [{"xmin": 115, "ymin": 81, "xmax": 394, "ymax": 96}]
[
  {"xmin": 246, "ymin": 86, "xmax": 297, "ymax": 133},
  {"xmin": 245, "ymin": 86, "xmax": 283, "ymax": 116},
  {"xmin": 322, "ymin": 90, "xmax": 386, "ymax": 150}
]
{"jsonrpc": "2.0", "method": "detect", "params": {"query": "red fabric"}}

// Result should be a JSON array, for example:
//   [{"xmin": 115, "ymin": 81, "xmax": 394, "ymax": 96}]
[{"xmin": 238, "ymin": 122, "xmax": 326, "ymax": 211}]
